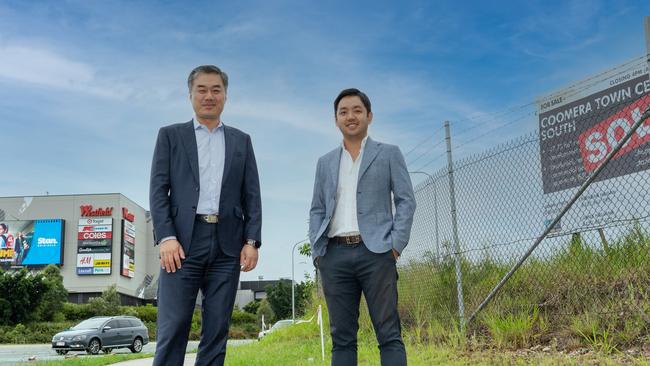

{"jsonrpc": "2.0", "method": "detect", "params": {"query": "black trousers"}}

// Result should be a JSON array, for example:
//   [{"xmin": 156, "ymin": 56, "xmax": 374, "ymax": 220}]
[
  {"xmin": 154, "ymin": 220, "xmax": 240, "ymax": 366},
  {"xmin": 319, "ymin": 240, "xmax": 406, "ymax": 366}
]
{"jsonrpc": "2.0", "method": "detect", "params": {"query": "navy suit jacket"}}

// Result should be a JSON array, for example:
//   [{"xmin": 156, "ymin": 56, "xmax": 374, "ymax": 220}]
[{"xmin": 149, "ymin": 120, "xmax": 262, "ymax": 257}]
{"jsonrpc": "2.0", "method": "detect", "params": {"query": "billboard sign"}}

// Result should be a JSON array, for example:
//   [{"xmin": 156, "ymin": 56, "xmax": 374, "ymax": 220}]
[
  {"xmin": 0, "ymin": 219, "xmax": 65, "ymax": 268},
  {"xmin": 77, "ymin": 216, "xmax": 112, "ymax": 275},
  {"xmin": 537, "ymin": 57, "xmax": 650, "ymax": 229},
  {"xmin": 121, "ymin": 220, "xmax": 135, "ymax": 278}
]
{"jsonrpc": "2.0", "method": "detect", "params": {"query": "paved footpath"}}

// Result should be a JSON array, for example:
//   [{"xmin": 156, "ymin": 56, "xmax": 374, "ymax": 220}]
[
  {"xmin": 109, "ymin": 353, "xmax": 197, "ymax": 366},
  {"xmin": 108, "ymin": 340, "xmax": 253, "ymax": 366}
]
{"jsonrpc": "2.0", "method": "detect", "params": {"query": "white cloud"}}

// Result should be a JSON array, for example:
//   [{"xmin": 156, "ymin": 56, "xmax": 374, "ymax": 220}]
[
  {"xmin": 0, "ymin": 42, "xmax": 132, "ymax": 99},
  {"xmin": 227, "ymin": 99, "xmax": 337, "ymax": 136}
]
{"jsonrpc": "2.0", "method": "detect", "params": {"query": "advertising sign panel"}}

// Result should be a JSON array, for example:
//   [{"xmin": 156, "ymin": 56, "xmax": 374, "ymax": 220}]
[
  {"xmin": 78, "ymin": 218, "xmax": 113, "ymax": 226},
  {"xmin": 537, "ymin": 57, "xmax": 650, "ymax": 230},
  {"xmin": 121, "ymin": 220, "xmax": 135, "ymax": 278},
  {"xmin": 77, "ymin": 216, "xmax": 112, "ymax": 275},
  {"xmin": 0, "ymin": 219, "xmax": 65, "ymax": 268}
]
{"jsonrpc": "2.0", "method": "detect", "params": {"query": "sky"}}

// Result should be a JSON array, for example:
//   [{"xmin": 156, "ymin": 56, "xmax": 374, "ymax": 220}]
[{"xmin": 1, "ymin": 0, "xmax": 649, "ymax": 281}]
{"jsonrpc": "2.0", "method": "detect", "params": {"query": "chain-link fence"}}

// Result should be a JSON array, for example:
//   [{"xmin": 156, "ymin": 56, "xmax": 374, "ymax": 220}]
[{"xmin": 397, "ymin": 55, "xmax": 650, "ymax": 348}]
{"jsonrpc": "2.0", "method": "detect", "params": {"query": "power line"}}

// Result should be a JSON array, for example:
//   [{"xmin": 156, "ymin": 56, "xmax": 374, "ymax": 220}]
[
  {"xmin": 407, "ymin": 139, "xmax": 446, "ymax": 167},
  {"xmin": 403, "ymin": 125, "xmax": 445, "ymax": 159}
]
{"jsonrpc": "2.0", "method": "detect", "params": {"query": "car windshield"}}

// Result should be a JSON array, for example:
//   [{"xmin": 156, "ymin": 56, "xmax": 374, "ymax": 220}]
[
  {"xmin": 71, "ymin": 318, "xmax": 108, "ymax": 330},
  {"xmin": 272, "ymin": 320, "xmax": 292, "ymax": 330}
]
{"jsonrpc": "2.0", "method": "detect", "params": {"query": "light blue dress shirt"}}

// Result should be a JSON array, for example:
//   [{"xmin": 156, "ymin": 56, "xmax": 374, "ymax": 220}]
[
  {"xmin": 194, "ymin": 117, "xmax": 226, "ymax": 215},
  {"xmin": 158, "ymin": 118, "xmax": 226, "ymax": 245}
]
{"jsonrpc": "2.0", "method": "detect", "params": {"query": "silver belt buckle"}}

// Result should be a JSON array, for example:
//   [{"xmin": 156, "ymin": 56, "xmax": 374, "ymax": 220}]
[{"xmin": 201, "ymin": 214, "xmax": 219, "ymax": 223}]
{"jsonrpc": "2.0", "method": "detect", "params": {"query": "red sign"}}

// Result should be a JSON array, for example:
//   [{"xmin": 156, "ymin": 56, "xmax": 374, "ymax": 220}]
[
  {"xmin": 579, "ymin": 94, "xmax": 650, "ymax": 173},
  {"xmin": 122, "ymin": 207, "xmax": 135, "ymax": 222},
  {"xmin": 78, "ymin": 232, "xmax": 112, "ymax": 240},
  {"xmin": 80, "ymin": 205, "xmax": 113, "ymax": 217}
]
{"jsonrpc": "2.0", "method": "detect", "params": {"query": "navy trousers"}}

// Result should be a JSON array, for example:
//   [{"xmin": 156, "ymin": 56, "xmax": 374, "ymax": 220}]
[
  {"xmin": 154, "ymin": 220, "xmax": 240, "ymax": 366},
  {"xmin": 319, "ymin": 240, "xmax": 406, "ymax": 366}
]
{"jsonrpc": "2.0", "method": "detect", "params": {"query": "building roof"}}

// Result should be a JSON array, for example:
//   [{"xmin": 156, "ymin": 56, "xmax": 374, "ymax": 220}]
[{"xmin": 240, "ymin": 279, "xmax": 290, "ymax": 292}]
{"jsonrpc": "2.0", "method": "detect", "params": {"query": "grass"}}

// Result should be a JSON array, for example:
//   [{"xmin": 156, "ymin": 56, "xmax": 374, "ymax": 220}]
[
  {"xmin": 483, "ymin": 307, "xmax": 539, "ymax": 349},
  {"xmin": 397, "ymin": 222, "xmax": 650, "ymax": 351},
  {"xmin": 224, "ymin": 309, "xmax": 650, "ymax": 365}
]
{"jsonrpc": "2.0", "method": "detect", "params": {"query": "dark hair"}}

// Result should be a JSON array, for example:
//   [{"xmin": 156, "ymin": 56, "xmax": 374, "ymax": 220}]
[
  {"xmin": 334, "ymin": 88, "xmax": 371, "ymax": 114},
  {"xmin": 187, "ymin": 65, "xmax": 229, "ymax": 91},
  {"xmin": 0, "ymin": 224, "xmax": 7, "ymax": 232}
]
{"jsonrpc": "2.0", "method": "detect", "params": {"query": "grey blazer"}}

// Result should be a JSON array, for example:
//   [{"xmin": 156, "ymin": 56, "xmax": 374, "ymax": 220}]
[
  {"xmin": 149, "ymin": 120, "xmax": 262, "ymax": 258},
  {"xmin": 309, "ymin": 137, "xmax": 416, "ymax": 261}
]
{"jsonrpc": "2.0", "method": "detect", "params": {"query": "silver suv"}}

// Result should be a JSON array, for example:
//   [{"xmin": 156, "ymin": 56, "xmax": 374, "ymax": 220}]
[{"xmin": 51, "ymin": 316, "xmax": 149, "ymax": 355}]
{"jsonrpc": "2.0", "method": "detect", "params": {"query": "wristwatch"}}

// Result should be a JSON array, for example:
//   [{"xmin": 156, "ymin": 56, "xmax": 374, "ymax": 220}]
[{"xmin": 245, "ymin": 239, "xmax": 260, "ymax": 249}]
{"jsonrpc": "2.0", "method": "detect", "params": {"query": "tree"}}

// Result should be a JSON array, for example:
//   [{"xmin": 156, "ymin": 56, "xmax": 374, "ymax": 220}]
[
  {"xmin": 0, "ymin": 268, "xmax": 48, "ymax": 325},
  {"xmin": 265, "ymin": 279, "xmax": 314, "ymax": 320},
  {"xmin": 298, "ymin": 241, "xmax": 320, "ymax": 296},
  {"xmin": 298, "ymin": 242, "xmax": 311, "ymax": 257},
  {"xmin": 89, "ymin": 284, "xmax": 121, "ymax": 316},
  {"xmin": 243, "ymin": 299, "xmax": 261, "ymax": 314},
  {"xmin": 37, "ymin": 265, "xmax": 68, "ymax": 321},
  {"xmin": 265, "ymin": 281, "xmax": 292, "ymax": 320},
  {"xmin": 256, "ymin": 298, "xmax": 275, "ymax": 328}
]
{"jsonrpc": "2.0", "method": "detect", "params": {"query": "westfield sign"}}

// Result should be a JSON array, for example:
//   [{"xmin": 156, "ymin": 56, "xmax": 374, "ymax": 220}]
[{"xmin": 80, "ymin": 205, "xmax": 114, "ymax": 217}]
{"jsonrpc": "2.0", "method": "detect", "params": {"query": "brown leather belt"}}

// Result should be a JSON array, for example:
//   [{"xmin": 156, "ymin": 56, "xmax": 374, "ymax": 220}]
[
  {"xmin": 196, "ymin": 214, "xmax": 219, "ymax": 224},
  {"xmin": 331, "ymin": 235, "xmax": 362, "ymax": 246}
]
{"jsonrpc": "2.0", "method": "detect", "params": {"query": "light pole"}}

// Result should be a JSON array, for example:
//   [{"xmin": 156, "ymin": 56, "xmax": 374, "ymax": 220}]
[
  {"xmin": 409, "ymin": 171, "xmax": 440, "ymax": 259},
  {"xmin": 291, "ymin": 239, "xmax": 307, "ymax": 324}
]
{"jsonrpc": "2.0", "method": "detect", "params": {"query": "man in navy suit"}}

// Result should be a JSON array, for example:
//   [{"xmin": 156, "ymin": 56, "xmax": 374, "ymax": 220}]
[
  {"xmin": 150, "ymin": 65, "xmax": 262, "ymax": 366},
  {"xmin": 309, "ymin": 88, "xmax": 415, "ymax": 365}
]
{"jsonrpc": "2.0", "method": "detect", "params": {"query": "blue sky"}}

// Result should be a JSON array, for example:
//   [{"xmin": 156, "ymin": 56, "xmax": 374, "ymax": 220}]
[{"xmin": 1, "ymin": 0, "xmax": 649, "ymax": 281}]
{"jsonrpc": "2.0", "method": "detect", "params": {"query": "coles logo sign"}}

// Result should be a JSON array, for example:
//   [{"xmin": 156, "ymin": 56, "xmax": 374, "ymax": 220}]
[{"xmin": 78, "ymin": 232, "xmax": 112, "ymax": 240}]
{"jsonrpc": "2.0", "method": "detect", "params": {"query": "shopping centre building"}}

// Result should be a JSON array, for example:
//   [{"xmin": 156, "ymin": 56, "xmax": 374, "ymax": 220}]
[
  {"xmin": 0, "ymin": 193, "xmax": 159, "ymax": 305},
  {"xmin": 0, "ymin": 193, "xmax": 278, "ymax": 307}
]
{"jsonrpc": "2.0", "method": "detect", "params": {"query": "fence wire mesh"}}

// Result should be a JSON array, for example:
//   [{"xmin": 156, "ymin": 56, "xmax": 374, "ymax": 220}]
[{"xmin": 397, "ymin": 55, "xmax": 650, "ymax": 348}]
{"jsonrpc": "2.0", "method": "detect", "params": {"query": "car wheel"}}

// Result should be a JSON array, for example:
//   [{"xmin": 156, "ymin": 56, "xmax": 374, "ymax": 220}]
[
  {"xmin": 102, "ymin": 347, "xmax": 113, "ymax": 354},
  {"xmin": 86, "ymin": 338, "xmax": 101, "ymax": 355},
  {"xmin": 55, "ymin": 350, "xmax": 68, "ymax": 355},
  {"xmin": 129, "ymin": 337, "xmax": 143, "ymax": 353}
]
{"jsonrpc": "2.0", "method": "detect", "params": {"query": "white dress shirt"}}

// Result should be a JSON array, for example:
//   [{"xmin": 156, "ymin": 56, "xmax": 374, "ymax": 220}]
[{"xmin": 328, "ymin": 136, "xmax": 368, "ymax": 238}]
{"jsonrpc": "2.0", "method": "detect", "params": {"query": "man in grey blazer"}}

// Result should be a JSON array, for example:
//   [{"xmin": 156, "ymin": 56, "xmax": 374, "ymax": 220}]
[
  {"xmin": 150, "ymin": 65, "xmax": 262, "ymax": 366},
  {"xmin": 309, "ymin": 88, "xmax": 416, "ymax": 365}
]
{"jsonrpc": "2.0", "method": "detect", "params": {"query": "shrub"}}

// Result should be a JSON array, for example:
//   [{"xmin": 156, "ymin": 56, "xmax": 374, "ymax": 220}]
[
  {"xmin": 62, "ymin": 302, "xmax": 94, "ymax": 321},
  {"xmin": 231, "ymin": 310, "xmax": 256, "ymax": 326},
  {"xmin": 88, "ymin": 285, "xmax": 121, "ymax": 316},
  {"xmin": 123, "ymin": 304, "xmax": 157, "ymax": 322},
  {"xmin": 243, "ymin": 300, "xmax": 261, "ymax": 314}
]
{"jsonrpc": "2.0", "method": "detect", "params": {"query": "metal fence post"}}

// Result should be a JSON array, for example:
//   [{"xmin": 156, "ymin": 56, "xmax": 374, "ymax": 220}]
[{"xmin": 445, "ymin": 121, "xmax": 466, "ymax": 330}]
